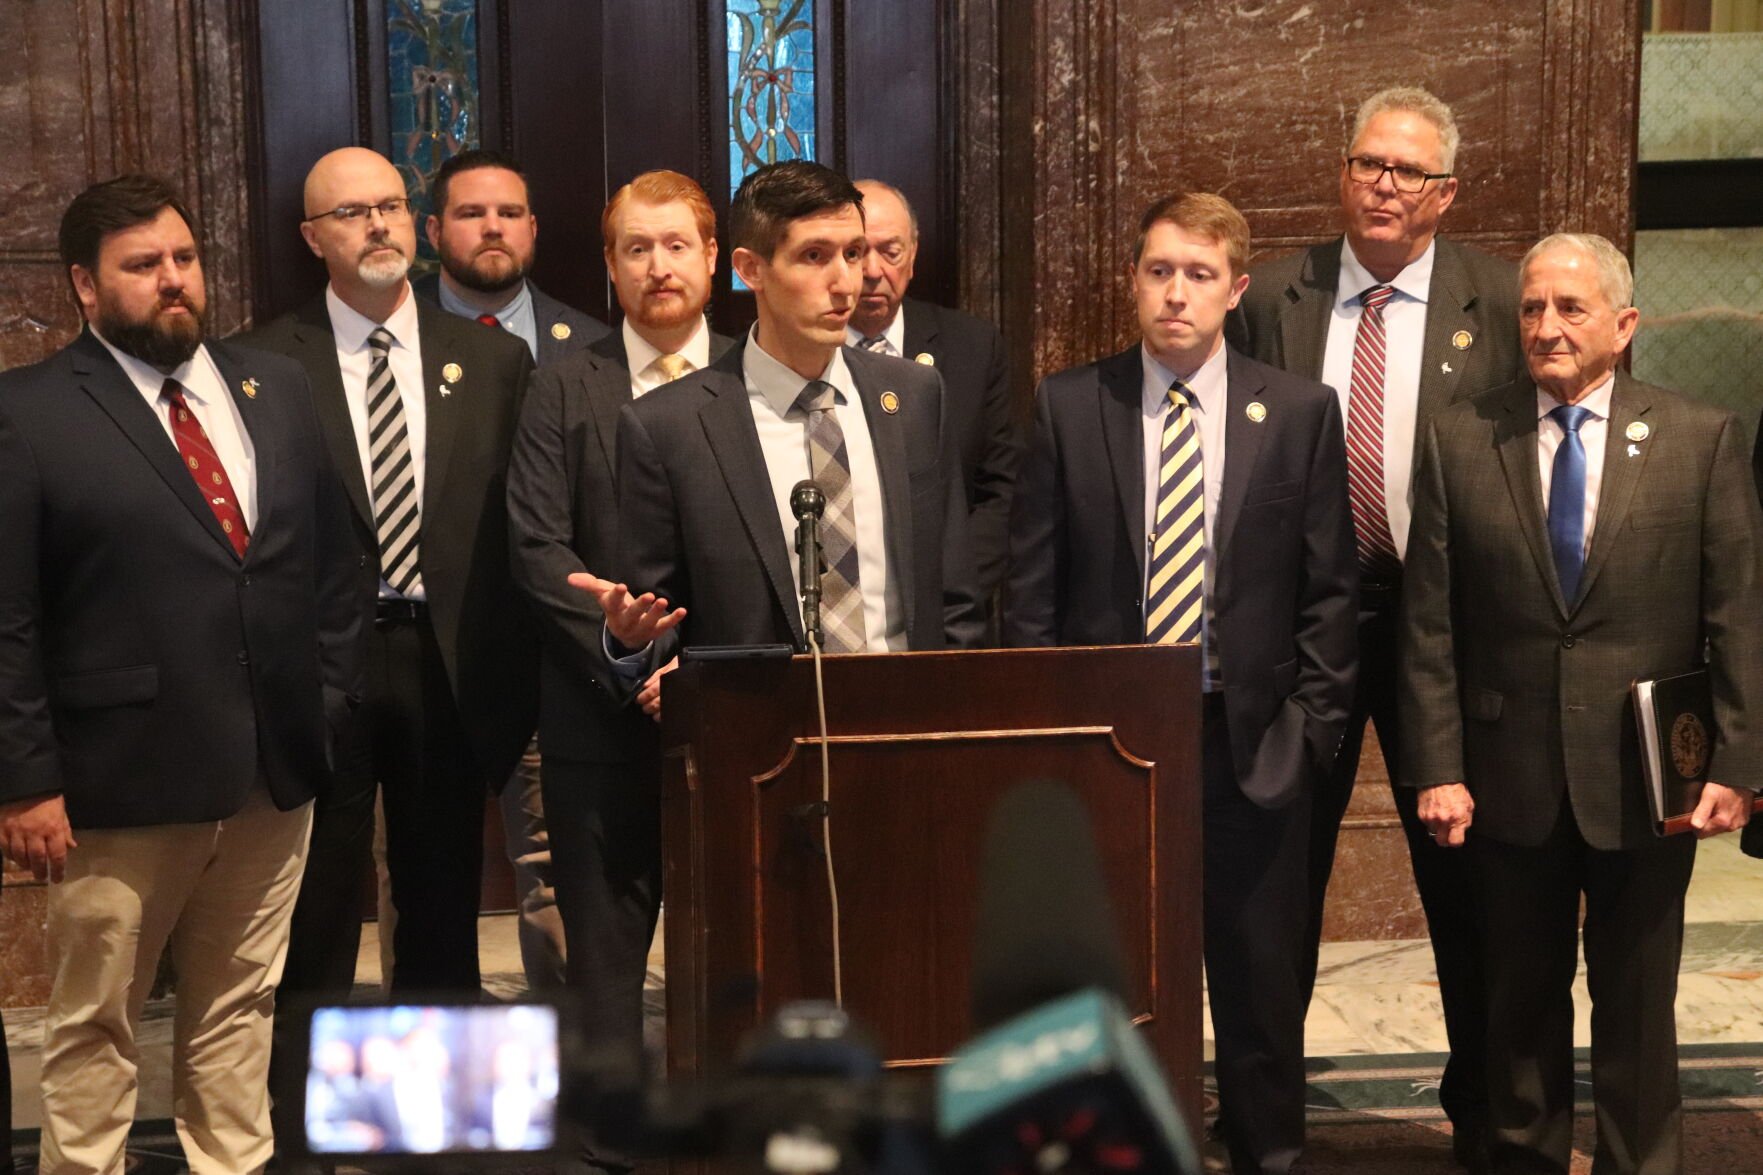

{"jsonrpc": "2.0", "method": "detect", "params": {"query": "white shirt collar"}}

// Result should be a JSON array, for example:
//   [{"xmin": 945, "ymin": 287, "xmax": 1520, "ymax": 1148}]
[
  {"xmin": 325, "ymin": 282, "xmax": 421, "ymax": 353},
  {"xmin": 89, "ymin": 326, "xmax": 212, "ymax": 404},
  {"xmin": 624, "ymin": 316, "xmax": 712, "ymax": 377},
  {"xmin": 844, "ymin": 305, "xmax": 907, "ymax": 356},
  {"xmin": 1537, "ymin": 373, "xmax": 1616, "ymax": 423},
  {"xmin": 744, "ymin": 324, "xmax": 856, "ymax": 417},
  {"xmin": 1140, "ymin": 340, "xmax": 1229, "ymax": 417},
  {"xmin": 1340, "ymin": 237, "xmax": 1435, "ymax": 306}
]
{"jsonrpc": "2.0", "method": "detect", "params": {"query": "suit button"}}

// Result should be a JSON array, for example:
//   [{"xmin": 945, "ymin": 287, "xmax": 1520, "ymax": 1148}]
[
  {"xmin": 1561, "ymin": 633, "xmax": 1576, "ymax": 649},
  {"xmin": 237, "ymin": 650, "xmax": 250, "ymax": 665},
  {"xmin": 242, "ymin": 574, "xmax": 253, "ymax": 587},
  {"xmin": 358, "ymin": 556, "xmax": 368, "ymax": 568}
]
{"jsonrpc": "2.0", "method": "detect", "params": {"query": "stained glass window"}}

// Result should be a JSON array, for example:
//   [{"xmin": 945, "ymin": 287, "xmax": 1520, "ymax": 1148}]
[
  {"xmin": 387, "ymin": 0, "xmax": 481, "ymax": 264},
  {"xmin": 727, "ymin": 0, "xmax": 817, "ymax": 196}
]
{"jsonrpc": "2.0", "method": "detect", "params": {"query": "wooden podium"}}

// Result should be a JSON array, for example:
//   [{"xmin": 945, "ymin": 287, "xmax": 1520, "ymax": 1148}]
[{"xmin": 659, "ymin": 643, "xmax": 1204, "ymax": 1127}]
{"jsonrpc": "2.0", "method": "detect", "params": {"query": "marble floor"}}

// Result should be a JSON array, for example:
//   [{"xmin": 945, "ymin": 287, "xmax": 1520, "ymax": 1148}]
[{"xmin": 6, "ymin": 836, "xmax": 1762, "ymax": 1142}]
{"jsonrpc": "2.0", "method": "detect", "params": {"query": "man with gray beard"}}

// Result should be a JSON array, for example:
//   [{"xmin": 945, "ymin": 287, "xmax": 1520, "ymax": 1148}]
[{"xmin": 240, "ymin": 147, "xmax": 538, "ymax": 1135}]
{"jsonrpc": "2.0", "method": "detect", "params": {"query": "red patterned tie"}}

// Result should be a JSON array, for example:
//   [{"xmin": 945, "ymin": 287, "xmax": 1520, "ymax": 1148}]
[
  {"xmin": 163, "ymin": 378, "xmax": 249, "ymax": 559},
  {"xmin": 1345, "ymin": 285, "xmax": 1401, "ymax": 579},
  {"xmin": 477, "ymin": 313, "xmax": 500, "ymax": 328}
]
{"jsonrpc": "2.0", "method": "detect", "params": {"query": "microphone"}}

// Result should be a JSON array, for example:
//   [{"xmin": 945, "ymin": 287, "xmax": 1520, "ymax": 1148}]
[
  {"xmin": 791, "ymin": 480, "xmax": 827, "ymax": 650},
  {"xmin": 937, "ymin": 780, "xmax": 1199, "ymax": 1175}
]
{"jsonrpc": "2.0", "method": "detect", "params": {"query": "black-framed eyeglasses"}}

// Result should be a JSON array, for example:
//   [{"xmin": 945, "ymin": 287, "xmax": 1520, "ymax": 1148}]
[
  {"xmin": 1345, "ymin": 156, "xmax": 1451, "ymax": 193},
  {"xmin": 302, "ymin": 198, "xmax": 413, "ymax": 225}
]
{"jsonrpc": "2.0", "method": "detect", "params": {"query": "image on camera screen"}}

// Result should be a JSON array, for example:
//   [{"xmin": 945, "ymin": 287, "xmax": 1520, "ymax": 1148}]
[{"xmin": 304, "ymin": 1003, "xmax": 560, "ymax": 1155}]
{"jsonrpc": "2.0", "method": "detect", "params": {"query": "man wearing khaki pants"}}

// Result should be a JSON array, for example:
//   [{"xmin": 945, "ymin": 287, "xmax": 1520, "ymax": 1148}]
[{"xmin": 0, "ymin": 176, "xmax": 362, "ymax": 1173}]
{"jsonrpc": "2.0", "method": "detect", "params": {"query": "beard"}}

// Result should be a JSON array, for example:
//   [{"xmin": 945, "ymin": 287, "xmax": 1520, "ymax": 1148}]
[
  {"xmin": 356, "ymin": 243, "xmax": 412, "ymax": 289},
  {"xmin": 442, "ymin": 244, "xmax": 529, "ymax": 295},
  {"xmin": 98, "ymin": 295, "xmax": 205, "ymax": 371},
  {"xmin": 629, "ymin": 285, "xmax": 703, "ymax": 331}
]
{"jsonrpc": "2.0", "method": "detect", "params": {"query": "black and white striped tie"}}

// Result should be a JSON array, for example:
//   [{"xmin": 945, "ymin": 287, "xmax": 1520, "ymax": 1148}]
[{"xmin": 367, "ymin": 327, "xmax": 423, "ymax": 596}]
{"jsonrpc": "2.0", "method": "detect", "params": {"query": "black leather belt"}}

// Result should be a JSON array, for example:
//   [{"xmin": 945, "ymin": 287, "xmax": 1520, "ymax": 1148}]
[{"xmin": 375, "ymin": 597, "xmax": 430, "ymax": 625}]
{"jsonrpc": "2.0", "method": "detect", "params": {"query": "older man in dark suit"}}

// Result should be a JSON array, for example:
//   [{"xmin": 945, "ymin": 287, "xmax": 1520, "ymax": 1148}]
[
  {"xmin": 1230, "ymin": 89, "xmax": 1527, "ymax": 1161},
  {"xmin": 507, "ymin": 168, "xmax": 735, "ymax": 1175},
  {"xmin": 1005, "ymin": 192, "xmax": 1357, "ymax": 1175},
  {"xmin": 1401, "ymin": 232, "xmax": 1761, "ymax": 1175},
  {"xmin": 0, "ymin": 175, "xmax": 361, "ymax": 1174},
  {"xmin": 241, "ymin": 147, "xmax": 536, "ymax": 1016},
  {"xmin": 578, "ymin": 161, "xmax": 983, "ymax": 661},
  {"xmin": 846, "ymin": 179, "xmax": 1019, "ymax": 620}
]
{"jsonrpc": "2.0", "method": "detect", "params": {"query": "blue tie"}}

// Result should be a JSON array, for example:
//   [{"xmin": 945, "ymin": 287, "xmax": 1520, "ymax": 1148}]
[{"xmin": 1547, "ymin": 404, "xmax": 1593, "ymax": 601}]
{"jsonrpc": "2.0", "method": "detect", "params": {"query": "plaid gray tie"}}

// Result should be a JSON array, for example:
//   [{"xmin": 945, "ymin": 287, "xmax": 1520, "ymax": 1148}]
[
  {"xmin": 795, "ymin": 380, "xmax": 866, "ymax": 652},
  {"xmin": 858, "ymin": 335, "xmax": 894, "ymax": 356}
]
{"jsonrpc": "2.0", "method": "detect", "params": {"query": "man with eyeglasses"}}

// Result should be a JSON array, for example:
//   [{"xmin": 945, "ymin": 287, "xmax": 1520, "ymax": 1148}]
[
  {"xmin": 241, "ymin": 146, "xmax": 538, "ymax": 1123},
  {"xmin": 1229, "ymin": 85, "xmax": 1525, "ymax": 1172}
]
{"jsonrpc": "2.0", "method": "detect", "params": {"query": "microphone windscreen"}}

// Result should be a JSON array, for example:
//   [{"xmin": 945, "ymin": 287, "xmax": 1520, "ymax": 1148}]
[
  {"xmin": 790, "ymin": 479, "xmax": 826, "ymax": 518},
  {"xmin": 971, "ymin": 779, "xmax": 1129, "ymax": 1031}
]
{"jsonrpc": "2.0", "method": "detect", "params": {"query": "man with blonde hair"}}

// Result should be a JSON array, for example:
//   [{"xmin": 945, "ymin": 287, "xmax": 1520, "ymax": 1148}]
[
  {"xmin": 1231, "ymin": 87, "xmax": 1527, "ymax": 1166},
  {"xmin": 1007, "ymin": 192, "xmax": 1357, "ymax": 1174},
  {"xmin": 1401, "ymin": 231, "xmax": 1761, "ymax": 1174}
]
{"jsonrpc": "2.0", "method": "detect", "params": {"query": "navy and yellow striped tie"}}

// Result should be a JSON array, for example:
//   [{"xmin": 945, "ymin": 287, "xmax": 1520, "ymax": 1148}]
[{"xmin": 1144, "ymin": 381, "xmax": 1206, "ymax": 645}]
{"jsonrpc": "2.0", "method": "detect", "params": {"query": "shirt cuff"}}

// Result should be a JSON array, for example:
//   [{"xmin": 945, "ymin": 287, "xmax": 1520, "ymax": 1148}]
[{"xmin": 602, "ymin": 625, "xmax": 652, "ymax": 677}]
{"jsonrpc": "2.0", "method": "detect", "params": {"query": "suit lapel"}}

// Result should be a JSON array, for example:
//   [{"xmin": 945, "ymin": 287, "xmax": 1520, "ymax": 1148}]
[
  {"xmin": 1097, "ymin": 348, "xmax": 1148, "ymax": 580},
  {"xmin": 1278, "ymin": 240, "xmax": 1340, "ymax": 382},
  {"xmin": 417, "ymin": 301, "xmax": 463, "ymax": 522},
  {"xmin": 902, "ymin": 298, "xmax": 938, "ymax": 362},
  {"xmin": 1575, "ymin": 373, "xmax": 1654, "ymax": 607},
  {"xmin": 71, "ymin": 333, "xmax": 239, "ymax": 559},
  {"xmin": 1493, "ymin": 382, "xmax": 1569, "ymax": 618},
  {"xmin": 1414, "ymin": 240, "xmax": 1478, "ymax": 468},
  {"xmin": 208, "ymin": 342, "xmax": 276, "ymax": 546},
  {"xmin": 1214, "ymin": 349, "xmax": 1270, "ymax": 560},
  {"xmin": 848, "ymin": 353, "xmax": 916, "ymax": 635},
  {"xmin": 583, "ymin": 335, "xmax": 631, "ymax": 479},
  {"xmin": 698, "ymin": 350, "xmax": 804, "ymax": 645},
  {"xmin": 290, "ymin": 300, "xmax": 375, "ymax": 530}
]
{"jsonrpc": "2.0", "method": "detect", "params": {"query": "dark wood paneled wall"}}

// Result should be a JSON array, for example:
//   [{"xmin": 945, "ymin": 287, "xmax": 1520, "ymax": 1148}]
[{"xmin": 986, "ymin": 0, "xmax": 1641, "ymax": 386}]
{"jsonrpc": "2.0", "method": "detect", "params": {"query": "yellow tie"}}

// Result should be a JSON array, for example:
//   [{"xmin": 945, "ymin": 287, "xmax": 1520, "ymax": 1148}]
[{"xmin": 653, "ymin": 353, "xmax": 691, "ymax": 383}]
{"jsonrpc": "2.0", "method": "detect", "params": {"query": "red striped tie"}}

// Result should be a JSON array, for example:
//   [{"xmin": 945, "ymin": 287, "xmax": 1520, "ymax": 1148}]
[
  {"xmin": 163, "ymin": 379, "xmax": 249, "ymax": 559},
  {"xmin": 1345, "ymin": 285, "xmax": 1401, "ymax": 580}
]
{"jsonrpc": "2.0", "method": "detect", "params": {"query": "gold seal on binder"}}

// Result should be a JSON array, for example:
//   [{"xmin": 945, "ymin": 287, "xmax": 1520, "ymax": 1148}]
[{"xmin": 1670, "ymin": 713, "xmax": 1709, "ymax": 780}]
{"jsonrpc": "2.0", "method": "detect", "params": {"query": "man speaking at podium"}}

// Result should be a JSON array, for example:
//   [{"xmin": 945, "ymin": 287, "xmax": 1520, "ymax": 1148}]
[{"xmin": 572, "ymin": 160, "xmax": 983, "ymax": 662}]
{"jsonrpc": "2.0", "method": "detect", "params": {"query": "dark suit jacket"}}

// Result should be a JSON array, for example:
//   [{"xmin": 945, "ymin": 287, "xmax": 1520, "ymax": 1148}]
[
  {"xmin": 1003, "ymin": 344, "xmax": 1358, "ymax": 807},
  {"xmin": 0, "ymin": 331, "xmax": 363, "ymax": 827},
  {"xmin": 238, "ymin": 291, "xmax": 539, "ymax": 783},
  {"xmin": 1401, "ymin": 374, "xmax": 1763, "ymax": 850},
  {"xmin": 613, "ymin": 341, "xmax": 985, "ymax": 652},
  {"xmin": 411, "ymin": 273, "xmax": 610, "ymax": 367},
  {"xmin": 900, "ymin": 297, "xmax": 1020, "ymax": 601},
  {"xmin": 507, "ymin": 327, "xmax": 736, "ymax": 762},
  {"xmin": 1229, "ymin": 235, "xmax": 1526, "ymax": 478}
]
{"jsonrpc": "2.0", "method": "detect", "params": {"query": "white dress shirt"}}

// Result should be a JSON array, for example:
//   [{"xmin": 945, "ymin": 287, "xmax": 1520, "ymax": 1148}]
[
  {"xmin": 93, "ymin": 331, "xmax": 258, "ymax": 529},
  {"xmin": 624, "ymin": 317, "xmax": 712, "ymax": 398},
  {"xmin": 1322, "ymin": 238, "xmax": 1435, "ymax": 560},
  {"xmin": 844, "ymin": 306, "xmax": 907, "ymax": 357},
  {"xmin": 326, "ymin": 283, "xmax": 428, "ymax": 599},
  {"xmin": 1139, "ymin": 342, "xmax": 1227, "ymax": 689},
  {"xmin": 745, "ymin": 326, "xmax": 905, "ymax": 651},
  {"xmin": 1537, "ymin": 374, "xmax": 1615, "ymax": 557}
]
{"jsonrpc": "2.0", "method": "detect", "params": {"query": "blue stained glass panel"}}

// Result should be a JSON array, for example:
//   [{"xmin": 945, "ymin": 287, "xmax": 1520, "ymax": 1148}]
[
  {"xmin": 387, "ymin": 0, "xmax": 480, "ymax": 265},
  {"xmin": 727, "ymin": 0, "xmax": 817, "ymax": 196}
]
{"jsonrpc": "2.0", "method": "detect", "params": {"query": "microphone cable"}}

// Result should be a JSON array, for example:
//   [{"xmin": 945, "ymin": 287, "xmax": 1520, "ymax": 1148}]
[{"xmin": 806, "ymin": 625, "xmax": 844, "ymax": 1008}]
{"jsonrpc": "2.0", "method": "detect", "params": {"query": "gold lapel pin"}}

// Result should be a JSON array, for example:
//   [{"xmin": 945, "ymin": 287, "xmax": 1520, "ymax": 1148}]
[
  {"xmin": 914, "ymin": 352, "xmax": 935, "ymax": 366},
  {"xmin": 1452, "ymin": 330, "xmax": 1473, "ymax": 350},
  {"xmin": 1626, "ymin": 421, "xmax": 1650, "ymax": 442},
  {"xmin": 442, "ymin": 362, "xmax": 463, "ymax": 384},
  {"xmin": 241, "ymin": 378, "xmax": 260, "ymax": 399},
  {"xmin": 551, "ymin": 322, "xmax": 572, "ymax": 341},
  {"xmin": 1246, "ymin": 402, "xmax": 1267, "ymax": 423},
  {"xmin": 880, "ymin": 391, "xmax": 901, "ymax": 414}
]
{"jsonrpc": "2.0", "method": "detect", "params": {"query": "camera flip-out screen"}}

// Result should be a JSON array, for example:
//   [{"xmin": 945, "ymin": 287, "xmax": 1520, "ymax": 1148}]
[{"xmin": 301, "ymin": 1002, "xmax": 562, "ymax": 1161}]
